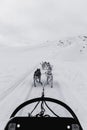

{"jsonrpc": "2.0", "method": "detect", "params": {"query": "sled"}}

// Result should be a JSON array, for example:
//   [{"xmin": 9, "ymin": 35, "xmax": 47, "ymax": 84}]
[{"xmin": 4, "ymin": 88, "xmax": 83, "ymax": 130}]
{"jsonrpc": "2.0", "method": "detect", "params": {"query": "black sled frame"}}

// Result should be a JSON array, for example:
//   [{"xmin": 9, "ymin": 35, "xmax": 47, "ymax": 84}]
[{"xmin": 5, "ymin": 88, "xmax": 83, "ymax": 130}]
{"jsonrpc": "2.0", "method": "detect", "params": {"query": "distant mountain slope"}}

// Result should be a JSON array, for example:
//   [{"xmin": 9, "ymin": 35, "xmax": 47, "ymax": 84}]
[
  {"xmin": 57, "ymin": 35, "xmax": 87, "ymax": 48},
  {"xmin": 0, "ymin": 35, "xmax": 87, "ymax": 61},
  {"xmin": 54, "ymin": 35, "xmax": 87, "ymax": 61}
]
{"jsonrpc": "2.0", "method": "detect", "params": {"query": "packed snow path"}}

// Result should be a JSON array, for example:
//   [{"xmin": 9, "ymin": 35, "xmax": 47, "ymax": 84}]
[
  {"xmin": 0, "ymin": 64, "xmax": 86, "ymax": 130},
  {"xmin": 0, "ymin": 42, "xmax": 87, "ymax": 130}
]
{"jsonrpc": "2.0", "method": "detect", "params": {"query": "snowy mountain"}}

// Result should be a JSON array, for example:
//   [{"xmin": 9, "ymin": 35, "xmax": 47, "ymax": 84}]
[{"xmin": 0, "ymin": 35, "xmax": 87, "ymax": 130}]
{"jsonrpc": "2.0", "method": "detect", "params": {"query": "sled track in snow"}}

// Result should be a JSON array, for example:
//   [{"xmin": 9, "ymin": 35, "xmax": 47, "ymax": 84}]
[
  {"xmin": 56, "ymin": 82, "xmax": 66, "ymax": 102},
  {"xmin": 20, "ymin": 82, "xmax": 68, "ymax": 116},
  {"xmin": 23, "ymin": 84, "xmax": 33, "ymax": 102},
  {"xmin": 19, "ymin": 84, "xmax": 45, "ymax": 116},
  {"xmin": 23, "ymin": 82, "xmax": 45, "ymax": 105},
  {"xmin": 0, "ymin": 63, "xmax": 40, "ymax": 102},
  {"xmin": 18, "ymin": 85, "xmax": 33, "ymax": 116}
]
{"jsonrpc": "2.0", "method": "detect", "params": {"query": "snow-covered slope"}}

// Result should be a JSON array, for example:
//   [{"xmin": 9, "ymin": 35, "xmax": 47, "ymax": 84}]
[{"xmin": 0, "ymin": 36, "xmax": 87, "ymax": 130}]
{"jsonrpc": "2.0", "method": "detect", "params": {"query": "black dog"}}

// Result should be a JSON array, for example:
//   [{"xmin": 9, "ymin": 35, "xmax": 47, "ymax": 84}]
[{"xmin": 33, "ymin": 68, "xmax": 42, "ymax": 87}]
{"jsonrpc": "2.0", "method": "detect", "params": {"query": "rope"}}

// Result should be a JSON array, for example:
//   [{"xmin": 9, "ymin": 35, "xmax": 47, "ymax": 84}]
[
  {"xmin": 28, "ymin": 101, "xmax": 40, "ymax": 116},
  {"xmin": 44, "ymin": 101, "xmax": 60, "ymax": 117}
]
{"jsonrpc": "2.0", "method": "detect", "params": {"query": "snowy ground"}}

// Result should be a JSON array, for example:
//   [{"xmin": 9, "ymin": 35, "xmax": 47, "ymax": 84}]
[{"xmin": 0, "ymin": 37, "xmax": 87, "ymax": 129}]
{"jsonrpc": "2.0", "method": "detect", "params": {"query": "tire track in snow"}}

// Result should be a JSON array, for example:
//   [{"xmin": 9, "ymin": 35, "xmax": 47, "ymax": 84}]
[{"xmin": 0, "ymin": 63, "xmax": 40, "ymax": 102}]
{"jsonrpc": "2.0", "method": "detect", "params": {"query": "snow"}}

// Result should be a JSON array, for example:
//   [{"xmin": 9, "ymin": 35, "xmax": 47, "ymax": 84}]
[{"xmin": 0, "ymin": 36, "xmax": 87, "ymax": 130}]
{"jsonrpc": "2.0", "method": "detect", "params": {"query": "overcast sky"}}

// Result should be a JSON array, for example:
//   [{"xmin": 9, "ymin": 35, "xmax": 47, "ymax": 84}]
[{"xmin": 0, "ymin": 0, "xmax": 87, "ymax": 46}]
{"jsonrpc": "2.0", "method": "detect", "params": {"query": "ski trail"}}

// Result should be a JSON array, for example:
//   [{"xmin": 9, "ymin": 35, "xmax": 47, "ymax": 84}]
[{"xmin": 0, "ymin": 63, "xmax": 40, "ymax": 102}]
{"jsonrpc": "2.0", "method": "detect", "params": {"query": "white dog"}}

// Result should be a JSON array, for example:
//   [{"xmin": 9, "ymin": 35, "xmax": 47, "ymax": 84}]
[{"xmin": 45, "ymin": 70, "xmax": 53, "ymax": 88}]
